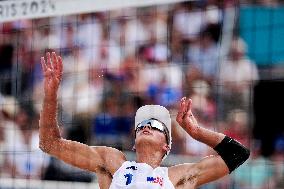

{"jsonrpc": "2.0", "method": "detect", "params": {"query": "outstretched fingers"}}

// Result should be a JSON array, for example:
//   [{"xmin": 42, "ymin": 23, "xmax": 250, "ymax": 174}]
[
  {"xmin": 46, "ymin": 52, "xmax": 53, "ymax": 70},
  {"xmin": 176, "ymin": 97, "xmax": 187, "ymax": 123},
  {"xmin": 41, "ymin": 56, "xmax": 52, "ymax": 78},
  {"xmin": 51, "ymin": 52, "xmax": 58, "ymax": 71},
  {"xmin": 41, "ymin": 57, "xmax": 47, "ymax": 73},
  {"xmin": 57, "ymin": 55, "xmax": 63, "ymax": 75},
  {"xmin": 180, "ymin": 97, "xmax": 187, "ymax": 114},
  {"xmin": 176, "ymin": 97, "xmax": 195, "ymax": 125},
  {"xmin": 185, "ymin": 98, "xmax": 193, "ymax": 117}
]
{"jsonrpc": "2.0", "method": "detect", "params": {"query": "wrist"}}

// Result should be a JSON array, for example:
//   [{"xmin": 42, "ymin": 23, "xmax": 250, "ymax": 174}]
[
  {"xmin": 183, "ymin": 122, "xmax": 200, "ymax": 138},
  {"xmin": 43, "ymin": 95, "xmax": 58, "ymax": 108},
  {"xmin": 44, "ymin": 94, "xmax": 57, "ymax": 101}
]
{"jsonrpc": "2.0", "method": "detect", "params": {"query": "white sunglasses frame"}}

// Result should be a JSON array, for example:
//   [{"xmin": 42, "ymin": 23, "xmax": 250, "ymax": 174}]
[{"xmin": 135, "ymin": 118, "xmax": 170, "ymax": 145}]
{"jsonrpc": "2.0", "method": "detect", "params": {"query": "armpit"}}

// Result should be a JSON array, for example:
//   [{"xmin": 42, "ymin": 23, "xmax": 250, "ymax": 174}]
[{"xmin": 176, "ymin": 174, "xmax": 197, "ymax": 187}]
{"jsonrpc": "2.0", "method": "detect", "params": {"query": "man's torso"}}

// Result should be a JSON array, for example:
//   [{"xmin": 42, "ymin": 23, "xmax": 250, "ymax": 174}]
[{"xmin": 101, "ymin": 161, "xmax": 175, "ymax": 189}]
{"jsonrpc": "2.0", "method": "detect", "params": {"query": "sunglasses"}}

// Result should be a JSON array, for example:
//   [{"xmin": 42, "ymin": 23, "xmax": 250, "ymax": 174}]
[{"xmin": 135, "ymin": 118, "xmax": 170, "ymax": 145}]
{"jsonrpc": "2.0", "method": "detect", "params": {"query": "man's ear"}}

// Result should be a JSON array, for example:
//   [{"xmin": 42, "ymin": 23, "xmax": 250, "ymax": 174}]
[{"xmin": 132, "ymin": 145, "xmax": 136, "ymax": 152}]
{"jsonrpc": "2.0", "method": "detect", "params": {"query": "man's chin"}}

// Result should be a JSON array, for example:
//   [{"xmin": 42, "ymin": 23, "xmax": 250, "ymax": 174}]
[{"xmin": 135, "ymin": 136, "xmax": 158, "ymax": 147}]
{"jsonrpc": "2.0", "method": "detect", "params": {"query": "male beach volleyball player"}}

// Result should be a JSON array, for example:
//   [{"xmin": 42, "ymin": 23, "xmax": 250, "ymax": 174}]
[{"xmin": 39, "ymin": 52, "xmax": 250, "ymax": 189}]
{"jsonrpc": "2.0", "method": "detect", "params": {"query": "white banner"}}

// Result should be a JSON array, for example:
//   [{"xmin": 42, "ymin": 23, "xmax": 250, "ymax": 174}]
[
  {"xmin": 0, "ymin": 178, "xmax": 99, "ymax": 189},
  {"xmin": 0, "ymin": 0, "xmax": 190, "ymax": 22}
]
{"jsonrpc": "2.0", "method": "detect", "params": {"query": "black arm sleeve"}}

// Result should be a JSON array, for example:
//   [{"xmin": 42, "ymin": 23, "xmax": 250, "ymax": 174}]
[{"xmin": 214, "ymin": 136, "xmax": 250, "ymax": 173}]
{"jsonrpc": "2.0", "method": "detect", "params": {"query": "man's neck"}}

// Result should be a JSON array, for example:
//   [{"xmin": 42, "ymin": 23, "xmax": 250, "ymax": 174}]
[{"xmin": 136, "ymin": 149, "xmax": 163, "ymax": 168}]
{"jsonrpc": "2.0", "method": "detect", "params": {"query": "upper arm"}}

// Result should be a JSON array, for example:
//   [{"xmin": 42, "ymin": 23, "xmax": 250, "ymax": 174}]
[
  {"xmin": 169, "ymin": 155, "xmax": 229, "ymax": 188},
  {"xmin": 193, "ymin": 155, "xmax": 229, "ymax": 186},
  {"xmin": 41, "ymin": 138, "xmax": 126, "ymax": 174}
]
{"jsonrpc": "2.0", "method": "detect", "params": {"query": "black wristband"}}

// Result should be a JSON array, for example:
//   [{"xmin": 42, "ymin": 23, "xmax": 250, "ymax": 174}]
[{"xmin": 214, "ymin": 136, "xmax": 250, "ymax": 173}]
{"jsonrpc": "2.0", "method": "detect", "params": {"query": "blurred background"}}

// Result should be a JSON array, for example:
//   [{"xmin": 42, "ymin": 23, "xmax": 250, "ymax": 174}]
[{"xmin": 0, "ymin": 0, "xmax": 284, "ymax": 188}]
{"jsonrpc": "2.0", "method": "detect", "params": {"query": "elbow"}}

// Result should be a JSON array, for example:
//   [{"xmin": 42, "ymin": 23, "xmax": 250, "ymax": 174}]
[
  {"xmin": 227, "ymin": 146, "xmax": 250, "ymax": 173},
  {"xmin": 39, "ymin": 137, "xmax": 61, "ymax": 154},
  {"xmin": 39, "ymin": 128, "xmax": 61, "ymax": 153},
  {"xmin": 214, "ymin": 136, "xmax": 251, "ymax": 173},
  {"xmin": 39, "ymin": 140, "xmax": 52, "ymax": 153}
]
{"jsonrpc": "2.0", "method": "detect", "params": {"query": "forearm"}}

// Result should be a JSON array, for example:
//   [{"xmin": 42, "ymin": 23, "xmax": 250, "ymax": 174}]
[
  {"xmin": 185, "ymin": 123, "xmax": 250, "ymax": 173},
  {"xmin": 177, "ymin": 98, "xmax": 250, "ymax": 175},
  {"xmin": 183, "ymin": 121, "xmax": 225, "ymax": 148},
  {"xmin": 39, "ymin": 95, "xmax": 61, "ymax": 151}
]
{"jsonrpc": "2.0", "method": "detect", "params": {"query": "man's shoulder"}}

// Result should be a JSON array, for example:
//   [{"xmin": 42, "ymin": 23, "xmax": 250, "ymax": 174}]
[{"xmin": 91, "ymin": 146, "xmax": 127, "ymax": 174}]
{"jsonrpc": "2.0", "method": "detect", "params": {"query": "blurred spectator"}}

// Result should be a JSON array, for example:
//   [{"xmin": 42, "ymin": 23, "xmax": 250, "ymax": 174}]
[
  {"xmin": 120, "ymin": 55, "xmax": 147, "ymax": 93},
  {"xmin": 187, "ymin": 29, "xmax": 220, "ymax": 82},
  {"xmin": 219, "ymin": 37, "xmax": 259, "ymax": 119},
  {"xmin": 190, "ymin": 80, "xmax": 216, "ymax": 122},
  {"xmin": 259, "ymin": 0, "xmax": 279, "ymax": 7},
  {"xmin": 60, "ymin": 23, "xmax": 76, "ymax": 50},
  {"xmin": 59, "ymin": 48, "xmax": 104, "ymax": 116},
  {"xmin": 124, "ymin": 7, "xmax": 168, "ymax": 56},
  {"xmin": 223, "ymin": 109, "xmax": 250, "ymax": 147},
  {"xmin": 169, "ymin": 108, "xmax": 187, "ymax": 154},
  {"xmin": 173, "ymin": 2, "xmax": 205, "ymax": 43},
  {"xmin": 43, "ymin": 116, "xmax": 94, "ymax": 182},
  {"xmin": 183, "ymin": 80, "xmax": 216, "ymax": 156},
  {"xmin": 43, "ymin": 157, "xmax": 94, "ymax": 182},
  {"xmin": 37, "ymin": 22, "xmax": 61, "ymax": 50},
  {"xmin": 138, "ymin": 40, "xmax": 169, "ymax": 64},
  {"xmin": 184, "ymin": 126, "xmax": 213, "ymax": 156},
  {"xmin": 147, "ymin": 76, "xmax": 181, "ymax": 107},
  {"xmin": 0, "ymin": 95, "xmax": 6, "ymax": 172},
  {"xmin": 0, "ymin": 96, "xmax": 49, "ymax": 179},
  {"xmin": 183, "ymin": 65, "xmax": 203, "ymax": 97},
  {"xmin": 272, "ymin": 133, "xmax": 284, "ymax": 187},
  {"xmin": 141, "ymin": 63, "xmax": 182, "ymax": 107},
  {"xmin": 75, "ymin": 14, "xmax": 102, "ymax": 58},
  {"xmin": 91, "ymin": 88, "xmax": 133, "ymax": 150},
  {"xmin": 0, "ymin": 44, "xmax": 14, "ymax": 96},
  {"xmin": 232, "ymin": 140, "xmax": 277, "ymax": 189},
  {"xmin": 274, "ymin": 134, "xmax": 284, "ymax": 158}
]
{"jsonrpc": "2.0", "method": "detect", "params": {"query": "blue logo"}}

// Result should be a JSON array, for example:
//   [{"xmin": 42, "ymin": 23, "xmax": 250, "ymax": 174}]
[
  {"xmin": 124, "ymin": 173, "xmax": 133, "ymax": 185},
  {"xmin": 147, "ymin": 176, "xmax": 156, "ymax": 182}
]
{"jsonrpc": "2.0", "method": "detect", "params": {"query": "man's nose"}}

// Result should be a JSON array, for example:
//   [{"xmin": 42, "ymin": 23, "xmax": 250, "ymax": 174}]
[{"xmin": 142, "ymin": 125, "xmax": 151, "ymax": 130}]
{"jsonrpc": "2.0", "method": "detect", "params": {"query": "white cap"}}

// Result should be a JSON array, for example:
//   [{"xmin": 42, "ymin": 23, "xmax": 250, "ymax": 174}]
[{"xmin": 135, "ymin": 105, "xmax": 172, "ymax": 152}]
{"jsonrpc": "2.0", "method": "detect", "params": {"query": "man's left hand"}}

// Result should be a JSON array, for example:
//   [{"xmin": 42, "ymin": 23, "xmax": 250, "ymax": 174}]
[{"xmin": 176, "ymin": 97, "xmax": 198, "ymax": 130}]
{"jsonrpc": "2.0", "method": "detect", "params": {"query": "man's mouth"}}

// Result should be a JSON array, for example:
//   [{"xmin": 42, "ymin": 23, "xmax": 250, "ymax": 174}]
[{"xmin": 142, "ymin": 130, "xmax": 151, "ymax": 135}]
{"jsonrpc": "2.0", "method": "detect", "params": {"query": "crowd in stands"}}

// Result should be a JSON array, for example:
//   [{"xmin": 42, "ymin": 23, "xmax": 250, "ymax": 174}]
[{"xmin": 0, "ymin": 0, "xmax": 283, "ymax": 188}]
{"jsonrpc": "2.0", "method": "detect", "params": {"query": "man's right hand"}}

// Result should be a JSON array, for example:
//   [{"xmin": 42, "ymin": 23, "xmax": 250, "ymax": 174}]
[{"xmin": 41, "ymin": 52, "xmax": 63, "ymax": 99}]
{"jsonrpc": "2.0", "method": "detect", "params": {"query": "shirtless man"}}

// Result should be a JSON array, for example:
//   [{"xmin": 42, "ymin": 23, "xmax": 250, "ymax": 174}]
[{"xmin": 39, "ymin": 52, "xmax": 250, "ymax": 189}]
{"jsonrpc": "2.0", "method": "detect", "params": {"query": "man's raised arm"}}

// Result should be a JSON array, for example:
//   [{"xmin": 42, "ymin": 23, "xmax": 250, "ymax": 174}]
[
  {"xmin": 39, "ymin": 52, "xmax": 125, "ymax": 174},
  {"xmin": 170, "ymin": 97, "xmax": 250, "ymax": 187}
]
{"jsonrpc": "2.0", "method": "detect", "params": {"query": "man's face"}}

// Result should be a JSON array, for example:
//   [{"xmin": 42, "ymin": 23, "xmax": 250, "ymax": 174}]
[{"xmin": 134, "ymin": 119, "xmax": 168, "ymax": 148}]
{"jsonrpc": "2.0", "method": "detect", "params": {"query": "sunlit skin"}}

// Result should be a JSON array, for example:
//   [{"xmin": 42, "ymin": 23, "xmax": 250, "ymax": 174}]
[
  {"xmin": 135, "ymin": 126, "xmax": 168, "ymax": 149},
  {"xmin": 39, "ymin": 52, "xmax": 230, "ymax": 189},
  {"xmin": 135, "ymin": 126, "xmax": 169, "ymax": 167}
]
